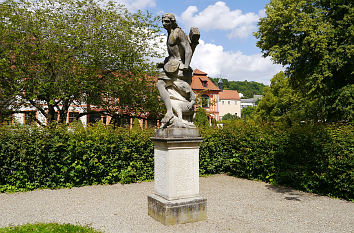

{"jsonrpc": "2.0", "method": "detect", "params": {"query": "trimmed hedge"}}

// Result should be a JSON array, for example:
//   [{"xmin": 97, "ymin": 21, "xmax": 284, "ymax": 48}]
[
  {"xmin": 200, "ymin": 121, "xmax": 353, "ymax": 200},
  {"xmin": 0, "ymin": 123, "xmax": 154, "ymax": 192},
  {"xmin": 0, "ymin": 121, "xmax": 353, "ymax": 200}
]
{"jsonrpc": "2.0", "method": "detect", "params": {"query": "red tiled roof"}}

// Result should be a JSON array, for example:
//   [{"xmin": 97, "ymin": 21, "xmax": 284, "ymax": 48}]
[
  {"xmin": 191, "ymin": 69, "xmax": 220, "ymax": 91},
  {"xmin": 193, "ymin": 69, "xmax": 208, "ymax": 76},
  {"xmin": 219, "ymin": 90, "xmax": 240, "ymax": 100}
]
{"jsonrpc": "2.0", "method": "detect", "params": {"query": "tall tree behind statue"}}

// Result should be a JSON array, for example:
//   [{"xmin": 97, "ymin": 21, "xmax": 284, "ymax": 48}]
[
  {"xmin": 0, "ymin": 0, "xmax": 164, "ymax": 124},
  {"xmin": 255, "ymin": 0, "xmax": 353, "ymax": 122}
]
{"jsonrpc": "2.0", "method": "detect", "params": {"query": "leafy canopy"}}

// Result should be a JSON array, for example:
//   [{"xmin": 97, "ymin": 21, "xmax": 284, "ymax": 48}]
[
  {"xmin": 210, "ymin": 78, "xmax": 266, "ymax": 99},
  {"xmin": 0, "ymin": 0, "xmax": 164, "ymax": 124},
  {"xmin": 255, "ymin": 0, "xmax": 353, "ymax": 121},
  {"xmin": 194, "ymin": 107, "xmax": 210, "ymax": 128}
]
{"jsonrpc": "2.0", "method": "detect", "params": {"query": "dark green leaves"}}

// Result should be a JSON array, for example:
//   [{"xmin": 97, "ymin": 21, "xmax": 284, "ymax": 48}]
[{"xmin": 255, "ymin": 0, "xmax": 353, "ymax": 121}]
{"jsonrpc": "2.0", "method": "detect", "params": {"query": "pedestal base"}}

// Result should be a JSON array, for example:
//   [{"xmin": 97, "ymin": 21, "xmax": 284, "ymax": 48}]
[{"xmin": 148, "ymin": 194, "xmax": 207, "ymax": 225}]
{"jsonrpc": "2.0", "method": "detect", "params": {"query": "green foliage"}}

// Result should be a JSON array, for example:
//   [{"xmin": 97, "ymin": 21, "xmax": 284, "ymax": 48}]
[
  {"xmin": 255, "ymin": 71, "xmax": 311, "ymax": 123},
  {"xmin": 0, "ymin": 123, "xmax": 154, "ymax": 191},
  {"xmin": 241, "ymin": 106, "xmax": 257, "ymax": 120},
  {"xmin": 194, "ymin": 107, "xmax": 209, "ymax": 128},
  {"xmin": 211, "ymin": 118, "xmax": 217, "ymax": 127},
  {"xmin": 0, "ymin": 121, "xmax": 352, "ymax": 200},
  {"xmin": 210, "ymin": 78, "xmax": 266, "ymax": 98},
  {"xmin": 255, "ymin": 71, "xmax": 351, "ymax": 124},
  {"xmin": 199, "ymin": 121, "xmax": 353, "ymax": 200},
  {"xmin": 221, "ymin": 113, "xmax": 239, "ymax": 121},
  {"xmin": 0, "ymin": 0, "xmax": 163, "ymax": 124},
  {"xmin": 131, "ymin": 118, "xmax": 141, "ymax": 130},
  {"xmin": 0, "ymin": 223, "xmax": 102, "ymax": 233},
  {"xmin": 255, "ymin": 0, "xmax": 353, "ymax": 121}
]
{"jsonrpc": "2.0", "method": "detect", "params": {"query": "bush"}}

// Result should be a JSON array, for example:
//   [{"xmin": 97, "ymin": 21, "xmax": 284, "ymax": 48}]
[
  {"xmin": 199, "ymin": 121, "xmax": 353, "ymax": 200},
  {"xmin": 0, "ymin": 121, "xmax": 352, "ymax": 200},
  {"xmin": 0, "ymin": 123, "xmax": 154, "ymax": 192},
  {"xmin": 221, "ymin": 113, "xmax": 238, "ymax": 121},
  {"xmin": 194, "ymin": 107, "xmax": 209, "ymax": 127}
]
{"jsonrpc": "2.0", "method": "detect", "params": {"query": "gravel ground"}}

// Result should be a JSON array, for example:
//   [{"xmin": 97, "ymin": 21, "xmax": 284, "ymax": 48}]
[{"xmin": 0, "ymin": 174, "xmax": 353, "ymax": 233}]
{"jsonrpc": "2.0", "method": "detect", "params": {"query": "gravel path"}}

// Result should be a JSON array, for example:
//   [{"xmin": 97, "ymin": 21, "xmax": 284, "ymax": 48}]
[{"xmin": 1, "ymin": 174, "xmax": 353, "ymax": 233}]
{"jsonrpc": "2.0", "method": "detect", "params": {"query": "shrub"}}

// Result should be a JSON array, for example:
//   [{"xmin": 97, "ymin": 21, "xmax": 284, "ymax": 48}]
[
  {"xmin": 194, "ymin": 107, "xmax": 209, "ymax": 127},
  {"xmin": 221, "ymin": 113, "xmax": 238, "ymax": 121},
  {"xmin": 0, "ymin": 123, "xmax": 154, "ymax": 192},
  {"xmin": 0, "ymin": 121, "xmax": 352, "ymax": 200},
  {"xmin": 199, "ymin": 121, "xmax": 353, "ymax": 200}
]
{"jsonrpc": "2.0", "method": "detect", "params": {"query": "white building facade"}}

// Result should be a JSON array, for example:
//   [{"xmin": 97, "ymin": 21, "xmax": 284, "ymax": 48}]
[{"xmin": 218, "ymin": 90, "xmax": 241, "ymax": 120}]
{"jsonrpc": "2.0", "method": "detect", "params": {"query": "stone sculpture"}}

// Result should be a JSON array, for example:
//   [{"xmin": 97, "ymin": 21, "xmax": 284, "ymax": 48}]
[
  {"xmin": 156, "ymin": 13, "xmax": 200, "ymax": 128},
  {"xmin": 148, "ymin": 14, "xmax": 206, "ymax": 225}
]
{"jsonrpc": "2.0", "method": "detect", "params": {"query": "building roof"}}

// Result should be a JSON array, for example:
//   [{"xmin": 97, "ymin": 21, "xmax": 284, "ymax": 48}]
[
  {"xmin": 219, "ymin": 90, "xmax": 241, "ymax": 100},
  {"xmin": 241, "ymin": 95, "xmax": 263, "ymax": 104},
  {"xmin": 193, "ymin": 69, "xmax": 208, "ymax": 76},
  {"xmin": 191, "ymin": 69, "xmax": 220, "ymax": 91}
]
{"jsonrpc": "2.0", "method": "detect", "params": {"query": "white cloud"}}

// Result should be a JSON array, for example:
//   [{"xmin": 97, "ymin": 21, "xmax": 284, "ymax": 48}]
[
  {"xmin": 190, "ymin": 40, "xmax": 284, "ymax": 84},
  {"xmin": 108, "ymin": 0, "xmax": 156, "ymax": 11},
  {"xmin": 180, "ymin": 1, "xmax": 260, "ymax": 39},
  {"xmin": 125, "ymin": 0, "xmax": 156, "ymax": 11}
]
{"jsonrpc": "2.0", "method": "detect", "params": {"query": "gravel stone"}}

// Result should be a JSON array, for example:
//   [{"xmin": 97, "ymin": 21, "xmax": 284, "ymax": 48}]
[{"xmin": 0, "ymin": 174, "xmax": 353, "ymax": 233}]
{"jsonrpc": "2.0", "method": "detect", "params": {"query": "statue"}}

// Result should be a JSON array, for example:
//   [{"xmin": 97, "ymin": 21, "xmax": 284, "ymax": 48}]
[{"xmin": 157, "ymin": 13, "xmax": 200, "ymax": 128}]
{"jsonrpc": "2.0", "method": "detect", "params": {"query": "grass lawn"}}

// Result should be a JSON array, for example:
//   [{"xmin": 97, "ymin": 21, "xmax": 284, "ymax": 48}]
[{"xmin": 0, "ymin": 223, "xmax": 102, "ymax": 233}]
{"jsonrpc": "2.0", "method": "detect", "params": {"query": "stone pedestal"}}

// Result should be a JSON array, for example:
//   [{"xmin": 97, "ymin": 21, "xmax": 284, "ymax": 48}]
[{"xmin": 148, "ymin": 128, "xmax": 207, "ymax": 225}]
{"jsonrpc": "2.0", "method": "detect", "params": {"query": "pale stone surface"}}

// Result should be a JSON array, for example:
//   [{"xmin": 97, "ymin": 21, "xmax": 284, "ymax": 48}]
[
  {"xmin": 155, "ymin": 127, "xmax": 200, "ymax": 138},
  {"xmin": 152, "ymin": 138, "xmax": 202, "ymax": 200},
  {"xmin": 148, "ymin": 194, "xmax": 207, "ymax": 225},
  {"xmin": 156, "ymin": 13, "xmax": 200, "ymax": 128}
]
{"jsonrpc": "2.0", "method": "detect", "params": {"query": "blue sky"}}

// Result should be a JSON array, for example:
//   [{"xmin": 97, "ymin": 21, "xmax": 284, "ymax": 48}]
[{"xmin": 119, "ymin": 0, "xmax": 284, "ymax": 84}]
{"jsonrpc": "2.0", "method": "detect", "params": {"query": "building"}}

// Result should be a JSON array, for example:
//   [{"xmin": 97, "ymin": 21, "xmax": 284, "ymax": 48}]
[
  {"xmin": 191, "ymin": 69, "xmax": 221, "ymax": 122},
  {"xmin": 3, "ymin": 102, "xmax": 152, "ymax": 128},
  {"xmin": 218, "ymin": 90, "xmax": 241, "ymax": 120},
  {"xmin": 241, "ymin": 95, "xmax": 263, "ymax": 109},
  {"xmin": 2, "ymin": 69, "xmax": 245, "ymax": 126}
]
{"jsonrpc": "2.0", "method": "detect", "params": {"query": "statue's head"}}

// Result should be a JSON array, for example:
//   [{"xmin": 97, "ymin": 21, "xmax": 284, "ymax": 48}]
[{"xmin": 162, "ymin": 13, "xmax": 178, "ymax": 30}]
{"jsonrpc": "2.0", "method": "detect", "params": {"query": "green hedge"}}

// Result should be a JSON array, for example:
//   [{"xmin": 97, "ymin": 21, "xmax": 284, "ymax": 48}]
[
  {"xmin": 0, "ymin": 121, "xmax": 353, "ymax": 200},
  {"xmin": 200, "ymin": 121, "xmax": 353, "ymax": 200},
  {"xmin": 0, "ymin": 123, "xmax": 154, "ymax": 192}
]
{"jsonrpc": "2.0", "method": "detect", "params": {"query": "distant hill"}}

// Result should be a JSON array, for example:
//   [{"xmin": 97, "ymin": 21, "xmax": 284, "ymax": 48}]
[{"xmin": 210, "ymin": 78, "xmax": 266, "ymax": 99}]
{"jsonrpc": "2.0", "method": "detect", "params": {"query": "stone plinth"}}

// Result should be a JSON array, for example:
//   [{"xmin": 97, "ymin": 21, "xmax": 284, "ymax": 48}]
[
  {"xmin": 148, "ymin": 194, "xmax": 207, "ymax": 225},
  {"xmin": 154, "ymin": 127, "xmax": 200, "ymax": 139},
  {"xmin": 148, "ymin": 128, "xmax": 206, "ymax": 225}
]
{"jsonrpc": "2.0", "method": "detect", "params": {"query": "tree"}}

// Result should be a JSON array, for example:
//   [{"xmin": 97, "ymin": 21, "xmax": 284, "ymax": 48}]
[
  {"xmin": 131, "ymin": 118, "xmax": 142, "ymax": 130},
  {"xmin": 241, "ymin": 106, "xmax": 257, "ymax": 120},
  {"xmin": 0, "ymin": 0, "xmax": 163, "ymax": 125},
  {"xmin": 210, "ymin": 78, "xmax": 266, "ymax": 98},
  {"xmin": 194, "ymin": 107, "xmax": 209, "ymax": 127},
  {"xmin": 221, "ymin": 113, "xmax": 239, "ymax": 121},
  {"xmin": 255, "ymin": 0, "xmax": 353, "ymax": 121},
  {"xmin": 256, "ymin": 71, "xmax": 308, "ymax": 123}
]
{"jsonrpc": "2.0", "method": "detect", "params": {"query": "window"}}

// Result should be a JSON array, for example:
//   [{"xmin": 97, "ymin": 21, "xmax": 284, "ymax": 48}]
[
  {"xmin": 113, "ymin": 116, "xmax": 130, "ymax": 128},
  {"xmin": 24, "ymin": 111, "xmax": 36, "ymax": 125},
  {"xmin": 88, "ymin": 113, "xmax": 101, "ymax": 124},
  {"xmin": 68, "ymin": 112, "xmax": 79, "ymax": 123},
  {"xmin": 0, "ymin": 113, "xmax": 13, "ymax": 125},
  {"xmin": 102, "ymin": 116, "xmax": 107, "ymax": 125},
  {"xmin": 228, "ymin": 101, "xmax": 230, "ymax": 105},
  {"xmin": 52, "ymin": 112, "xmax": 59, "ymax": 121},
  {"xmin": 202, "ymin": 80, "xmax": 208, "ymax": 88},
  {"xmin": 147, "ymin": 118, "xmax": 158, "ymax": 128},
  {"xmin": 222, "ymin": 101, "xmax": 224, "ymax": 105},
  {"xmin": 201, "ymin": 95, "xmax": 209, "ymax": 108}
]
